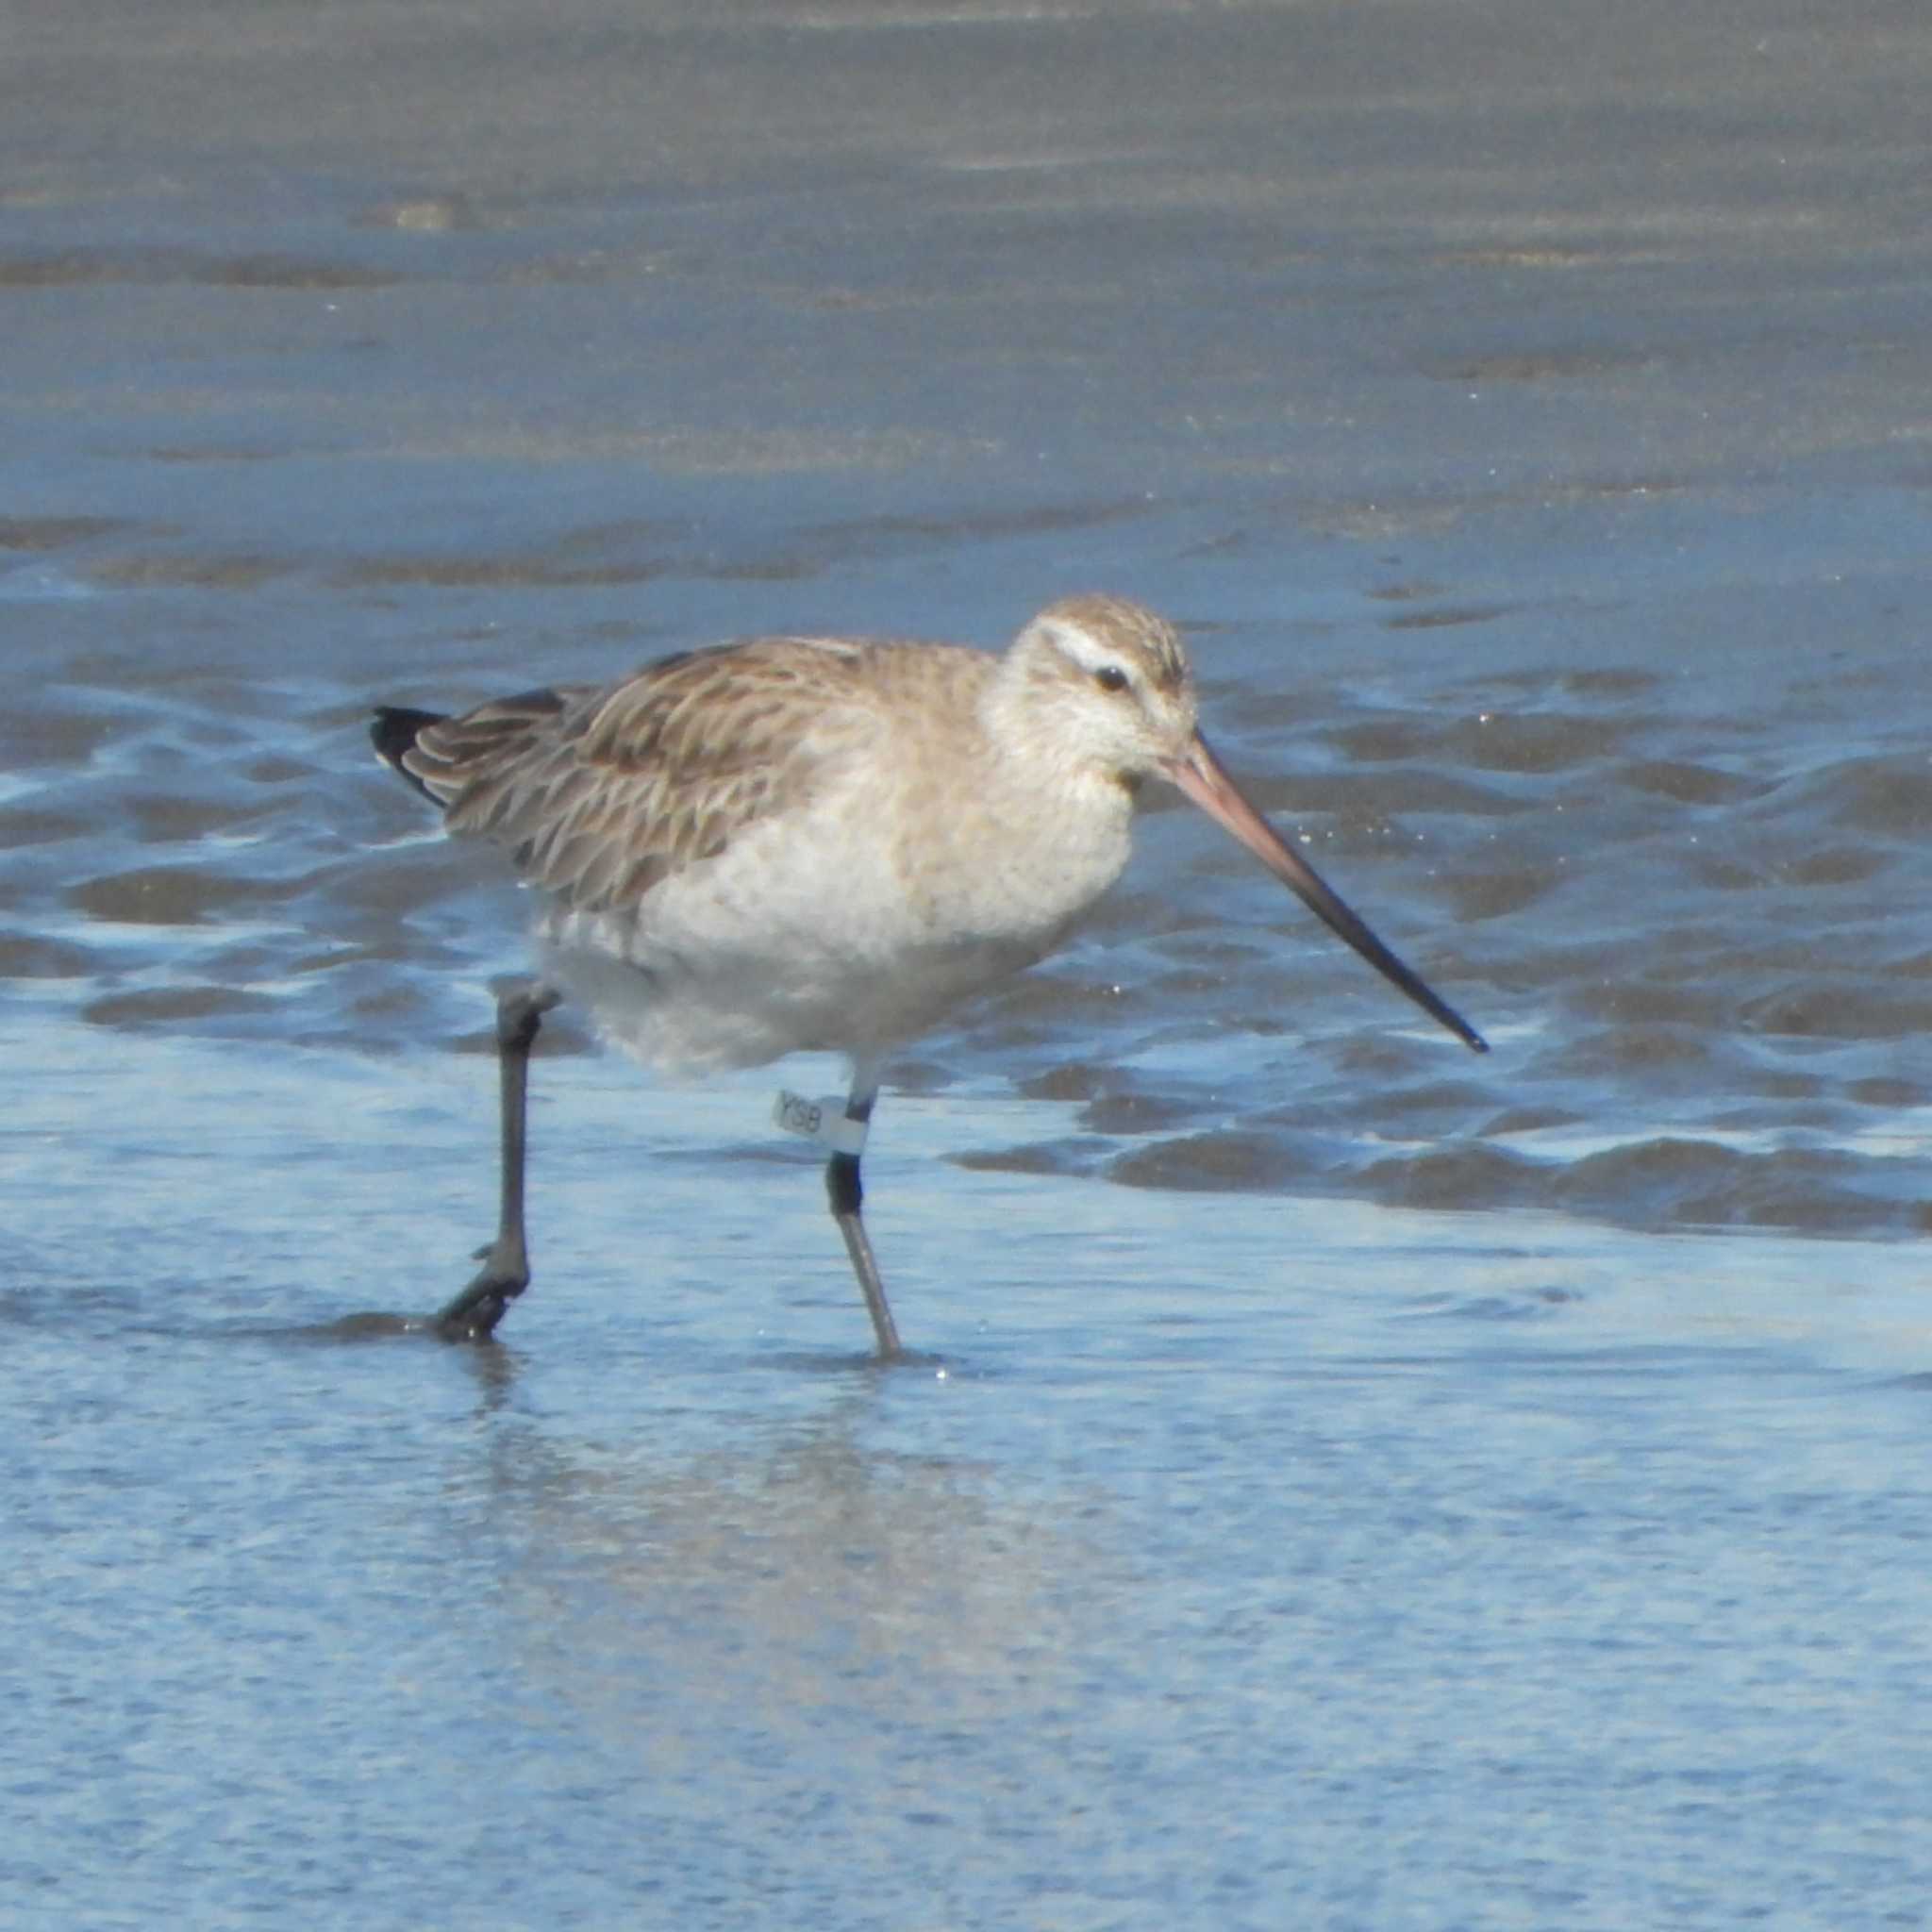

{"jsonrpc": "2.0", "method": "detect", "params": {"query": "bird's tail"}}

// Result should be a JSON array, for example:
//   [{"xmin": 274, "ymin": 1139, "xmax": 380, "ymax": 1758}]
[{"xmin": 370, "ymin": 706, "xmax": 448, "ymax": 804}]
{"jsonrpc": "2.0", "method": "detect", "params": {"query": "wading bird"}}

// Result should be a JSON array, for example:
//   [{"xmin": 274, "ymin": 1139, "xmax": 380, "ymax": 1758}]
[{"xmin": 373, "ymin": 594, "xmax": 1485, "ymax": 1355}]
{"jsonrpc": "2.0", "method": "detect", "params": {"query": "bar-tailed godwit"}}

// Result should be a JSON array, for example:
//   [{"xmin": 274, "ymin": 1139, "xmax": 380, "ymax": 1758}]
[{"xmin": 373, "ymin": 594, "xmax": 1485, "ymax": 1356}]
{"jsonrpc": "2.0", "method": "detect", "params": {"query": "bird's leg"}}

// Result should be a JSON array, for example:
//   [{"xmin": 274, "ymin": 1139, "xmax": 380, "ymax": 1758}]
[
  {"xmin": 436, "ymin": 981, "xmax": 561, "ymax": 1342},
  {"xmin": 824, "ymin": 1080, "xmax": 902, "ymax": 1360}
]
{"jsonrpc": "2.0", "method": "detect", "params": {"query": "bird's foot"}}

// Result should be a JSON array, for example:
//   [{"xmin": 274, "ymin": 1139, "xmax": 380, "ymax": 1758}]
[{"xmin": 434, "ymin": 1239, "xmax": 530, "ymax": 1342}]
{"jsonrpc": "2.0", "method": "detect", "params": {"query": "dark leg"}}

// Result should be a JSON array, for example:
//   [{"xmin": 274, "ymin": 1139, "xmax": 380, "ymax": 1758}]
[
  {"xmin": 824, "ymin": 1081, "xmax": 902, "ymax": 1359},
  {"xmin": 436, "ymin": 982, "xmax": 560, "ymax": 1342}
]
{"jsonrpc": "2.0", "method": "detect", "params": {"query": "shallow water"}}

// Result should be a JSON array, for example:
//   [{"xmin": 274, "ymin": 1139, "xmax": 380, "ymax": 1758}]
[{"xmin": 6, "ymin": 3, "xmax": 1932, "ymax": 1925}]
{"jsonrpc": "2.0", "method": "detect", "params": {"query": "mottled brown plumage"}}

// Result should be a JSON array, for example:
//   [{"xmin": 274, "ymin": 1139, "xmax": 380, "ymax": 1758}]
[{"xmin": 394, "ymin": 635, "xmax": 970, "ymax": 916}]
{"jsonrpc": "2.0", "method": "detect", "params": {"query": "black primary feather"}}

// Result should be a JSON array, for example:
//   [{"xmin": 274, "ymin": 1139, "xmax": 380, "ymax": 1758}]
[{"xmin": 371, "ymin": 706, "xmax": 447, "ymax": 803}]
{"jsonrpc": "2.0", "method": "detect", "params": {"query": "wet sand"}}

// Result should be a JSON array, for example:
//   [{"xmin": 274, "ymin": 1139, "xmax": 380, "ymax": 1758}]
[{"xmin": 6, "ymin": 3, "xmax": 1932, "ymax": 1925}]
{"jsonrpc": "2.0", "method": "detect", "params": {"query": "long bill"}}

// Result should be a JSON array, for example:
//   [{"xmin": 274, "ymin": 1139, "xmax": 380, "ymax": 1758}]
[{"xmin": 1163, "ymin": 732, "xmax": 1489, "ymax": 1053}]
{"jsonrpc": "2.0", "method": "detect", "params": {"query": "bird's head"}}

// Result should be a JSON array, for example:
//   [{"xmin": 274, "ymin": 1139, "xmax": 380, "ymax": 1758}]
[{"xmin": 996, "ymin": 593, "xmax": 1201, "ymax": 791}]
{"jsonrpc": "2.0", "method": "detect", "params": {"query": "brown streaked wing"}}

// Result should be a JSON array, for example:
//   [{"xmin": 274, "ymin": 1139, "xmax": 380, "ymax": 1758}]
[
  {"xmin": 399, "ymin": 685, "xmax": 575, "ymax": 806},
  {"xmin": 420, "ymin": 638, "xmax": 881, "ymax": 914}
]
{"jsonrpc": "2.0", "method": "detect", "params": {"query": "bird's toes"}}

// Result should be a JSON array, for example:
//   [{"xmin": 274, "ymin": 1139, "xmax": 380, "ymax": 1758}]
[
  {"xmin": 435, "ymin": 1296, "xmax": 509, "ymax": 1342},
  {"xmin": 435, "ymin": 1248, "xmax": 530, "ymax": 1341}
]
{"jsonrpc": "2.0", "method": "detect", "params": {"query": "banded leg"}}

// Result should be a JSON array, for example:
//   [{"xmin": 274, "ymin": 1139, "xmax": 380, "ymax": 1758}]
[
  {"xmin": 824, "ymin": 1077, "xmax": 902, "ymax": 1359},
  {"xmin": 437, "ymin": 982, "xmax": 561, "ymax": 1341}
]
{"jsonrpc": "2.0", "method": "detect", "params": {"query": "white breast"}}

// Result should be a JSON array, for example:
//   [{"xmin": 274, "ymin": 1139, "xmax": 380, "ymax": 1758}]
[{"xmin": 536, "ymin": 753, "xmax": 1137, "ymax": 1074}]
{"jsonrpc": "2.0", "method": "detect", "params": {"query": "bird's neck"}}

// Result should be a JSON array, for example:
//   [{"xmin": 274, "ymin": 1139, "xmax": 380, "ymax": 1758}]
[
  {"xmin": 966, "ymin": 665, "xmax": 1136, "ymax": 913},
  {"xmin": 978, "ymin": 645, "xmax": 1107, "ymax": 791}
]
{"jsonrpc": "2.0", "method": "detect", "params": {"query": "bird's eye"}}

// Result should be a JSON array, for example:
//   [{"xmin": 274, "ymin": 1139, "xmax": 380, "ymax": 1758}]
[{"xmin": 1094, "ymin": 665, "xmax": 1130, "ymax": 693}]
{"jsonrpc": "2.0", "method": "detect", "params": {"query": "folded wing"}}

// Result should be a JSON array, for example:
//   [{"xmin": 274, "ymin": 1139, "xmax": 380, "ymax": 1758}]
[{"xmin": 386, "ymin": 638, "xmax": 881, "ymax": 915}]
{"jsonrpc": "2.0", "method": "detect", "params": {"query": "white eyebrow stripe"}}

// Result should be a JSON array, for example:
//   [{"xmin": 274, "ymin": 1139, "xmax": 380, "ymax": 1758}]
[{"xmin": 1037, "ymin": 616, "xmax": 1132, "ymax": 676}]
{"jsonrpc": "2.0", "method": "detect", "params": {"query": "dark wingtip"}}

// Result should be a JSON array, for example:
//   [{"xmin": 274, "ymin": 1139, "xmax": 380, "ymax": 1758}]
[{"xmin": 370, "ymin": 706, "xmax": 445, "ymax": 800}]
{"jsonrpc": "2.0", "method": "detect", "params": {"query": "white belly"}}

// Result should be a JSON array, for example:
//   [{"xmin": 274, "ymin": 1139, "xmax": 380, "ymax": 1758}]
[{"xmin": 535, "ymin": 772, "xmax": 1133, "ymax": 1074}]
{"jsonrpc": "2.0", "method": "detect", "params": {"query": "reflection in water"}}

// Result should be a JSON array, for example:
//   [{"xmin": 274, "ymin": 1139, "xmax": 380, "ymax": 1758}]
[{"xmin": 459, "ymin": 1393, "xmax": 1099, "ymax": 1764}]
